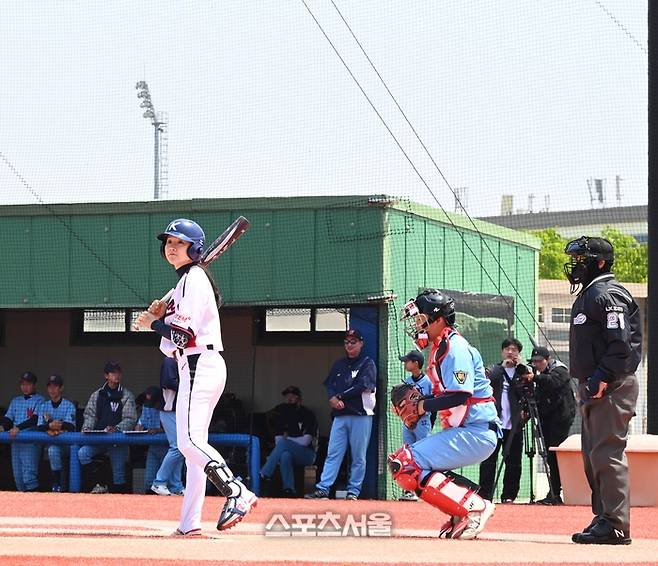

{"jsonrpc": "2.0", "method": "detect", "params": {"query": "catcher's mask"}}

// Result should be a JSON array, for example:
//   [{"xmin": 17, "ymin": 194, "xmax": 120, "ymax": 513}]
[
  {"xmin": 563, "ymin": 236, "xmax": 614, "ymax": 294},
  {"xmin": 400, "ymin": 289, "xmax": 456, "ymax": 349}
]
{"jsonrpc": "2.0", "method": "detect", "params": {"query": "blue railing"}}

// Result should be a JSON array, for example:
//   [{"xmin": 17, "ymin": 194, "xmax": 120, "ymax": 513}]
[{"xmin": 0, "ymin": 431, "xmax": 260, "ymax": 494}]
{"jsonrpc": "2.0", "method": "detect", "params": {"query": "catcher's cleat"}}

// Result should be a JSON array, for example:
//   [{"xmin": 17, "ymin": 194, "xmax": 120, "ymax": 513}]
[
  {"xmin": 439, "ymin": 515, "xmax": 469, "ymax": 539},
  {"xmin": 216, "ymin": 485, "xmax": 258, "ymax": 531},
  {"xmin": 399, "ymin": 490, "xmax": 419, "ymax": 502},
  {"xmin": 458, "ymin": 499, "xmax": 495, "ymax": 540},
  {"xmin": 439, "ymin": 516, "xmax": 457, "ymax": 538}
]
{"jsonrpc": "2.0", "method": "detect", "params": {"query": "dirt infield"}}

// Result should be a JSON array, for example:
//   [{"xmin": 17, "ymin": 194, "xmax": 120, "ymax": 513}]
[{"xmin": 0, "ymin": 492, "xmax": 657, "ymax": 565}]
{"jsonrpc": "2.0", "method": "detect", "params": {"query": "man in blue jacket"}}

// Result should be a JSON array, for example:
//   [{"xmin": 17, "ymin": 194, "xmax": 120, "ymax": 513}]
[{"xmin": 305, "ymin": 329, "xmax": 376, "ymax": 500}]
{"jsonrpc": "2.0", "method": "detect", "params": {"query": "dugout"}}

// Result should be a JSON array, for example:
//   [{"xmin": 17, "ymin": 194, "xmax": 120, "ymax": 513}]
[{"xmin": 0, "ymin": 195, "xmax": 539, "ymax": 499}]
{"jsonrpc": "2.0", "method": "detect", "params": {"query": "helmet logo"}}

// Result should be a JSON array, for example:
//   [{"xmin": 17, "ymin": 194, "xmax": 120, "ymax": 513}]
[{"xmin": 168, "ymin": 221, "xmax": 180, "ymax": 232}]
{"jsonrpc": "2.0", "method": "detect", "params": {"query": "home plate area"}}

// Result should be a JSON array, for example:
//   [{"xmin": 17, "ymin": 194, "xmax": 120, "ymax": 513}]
[{"xmin": 0, "ymin": 493, "xmax": 656, "ymax": 565}]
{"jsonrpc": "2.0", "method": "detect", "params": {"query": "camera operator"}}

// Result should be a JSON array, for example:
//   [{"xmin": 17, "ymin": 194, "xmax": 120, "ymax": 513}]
[
  {"xmin": 516, "ymin": 347, "xmax": 576, "ymax": 505},
  {"xmin": 478, "ymin": 338, "xmax": 524, "ymax": 503}
]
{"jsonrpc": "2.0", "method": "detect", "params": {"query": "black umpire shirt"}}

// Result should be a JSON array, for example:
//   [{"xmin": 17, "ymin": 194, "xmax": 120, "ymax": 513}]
[{"xmin": 569, "ymin": 273, "xmax": 642, "ymax": 383}]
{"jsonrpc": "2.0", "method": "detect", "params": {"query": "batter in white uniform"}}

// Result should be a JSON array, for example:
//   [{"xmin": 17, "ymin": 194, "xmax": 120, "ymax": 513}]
[{"xmin": 136, "ymin": 218, "xmax": 257, "ymax": 536}]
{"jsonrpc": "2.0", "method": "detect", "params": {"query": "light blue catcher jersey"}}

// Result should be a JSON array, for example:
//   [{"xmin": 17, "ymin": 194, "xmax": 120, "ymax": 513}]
[{"xmin": 437, "ymin": 334, "xmax": 498, "ymax": 427}]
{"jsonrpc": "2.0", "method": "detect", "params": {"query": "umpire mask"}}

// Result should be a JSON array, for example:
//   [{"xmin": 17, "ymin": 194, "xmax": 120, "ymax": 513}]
[{"xmin": 564, "ymin": 236, "xmax": 614, "ymax": 294}]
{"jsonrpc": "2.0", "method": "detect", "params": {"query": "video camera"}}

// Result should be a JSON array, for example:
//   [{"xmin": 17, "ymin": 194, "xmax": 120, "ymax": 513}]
[{"xmin": 513, "ymin": 363, "xmax": 536, "ymax": 400}]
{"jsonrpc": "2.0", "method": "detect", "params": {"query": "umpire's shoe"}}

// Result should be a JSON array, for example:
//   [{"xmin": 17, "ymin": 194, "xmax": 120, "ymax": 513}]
[
  {"xmin": 572, "ymin": 518, "xmax": 631, "ymax": 545},
  {"xmin": 216, "ymin": 481, "xmax": 258, "ymax": 531}
]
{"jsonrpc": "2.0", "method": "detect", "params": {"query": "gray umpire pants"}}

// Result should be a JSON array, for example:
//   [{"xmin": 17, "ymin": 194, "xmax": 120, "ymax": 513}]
[{"xmin": 578, "ymin": 374, "xmax": 638, "ymax": 533}]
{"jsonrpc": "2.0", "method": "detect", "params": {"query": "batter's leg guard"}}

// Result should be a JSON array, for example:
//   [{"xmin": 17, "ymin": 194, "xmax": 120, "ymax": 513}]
[{"xmin": 204, "ymin": 461, "xmax": 258, "ymax": 531}]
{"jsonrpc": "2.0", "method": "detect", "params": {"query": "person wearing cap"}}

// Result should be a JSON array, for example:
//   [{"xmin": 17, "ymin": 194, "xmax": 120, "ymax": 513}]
[
  {"xmin": 36, "ymin": 375, "xmax": 77, "ymax": 492},
  {"xmin": 2, "ymin": 371, "xmax": 45, "ymax": 491},
  {"xmin": 306, "ymin": 328, "xmax": 377, "ymax": 500},
  {"xmin": 397, "ymin": 351, "xmax": 433, "ymax": 501},
  {"xmin": 564, "ymin": 236, "xmax": 642, "ymax": 545},
  {"xmin": 78, "ymin": 361, "xmax": 137, "ymax": 494},
  {"xmin": 260, "ymin": 386, "xmax": 318, "ymax": 497},
  {"xmin": 523, "ymin": 346, "xmax": 576, "ymax": 505},
  {"xmin": 478, "ymin": 338, "xmax": 525, "ymax": 503}
]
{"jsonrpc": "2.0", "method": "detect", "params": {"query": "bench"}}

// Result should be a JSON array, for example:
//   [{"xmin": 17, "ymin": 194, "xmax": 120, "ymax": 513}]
[
  {"xmin": 551, "ymin": 434, "xmax": 658, "ymax": 506},
  {"xmin": 0, "ymin": 431, "xmax": 261, "ymax": 495}
]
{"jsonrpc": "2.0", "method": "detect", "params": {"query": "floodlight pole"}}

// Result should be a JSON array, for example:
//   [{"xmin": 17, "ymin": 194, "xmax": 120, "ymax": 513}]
[{"xmin": 135, "ymin": 81, "xmax": 168, "ymax": 200}]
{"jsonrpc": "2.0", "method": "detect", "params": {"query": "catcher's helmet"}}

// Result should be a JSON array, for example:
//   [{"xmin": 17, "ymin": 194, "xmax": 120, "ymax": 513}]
[
  {"xmin": 400, "ymin": 288, "xmax": 456, "ymax": 345},
  {"xmin": 158, "ymin": 218, "xmax": 205, "ymax": 262},
  {"xmin": 563, "ymin": 236, "xmax": 614, "ymax": 291}
]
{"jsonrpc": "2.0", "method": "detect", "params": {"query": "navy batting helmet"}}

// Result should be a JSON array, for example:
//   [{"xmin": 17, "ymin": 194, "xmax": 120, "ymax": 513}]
[{"xmin": 158, "ymin": 218, "xmax": 205, "ymax": 262}]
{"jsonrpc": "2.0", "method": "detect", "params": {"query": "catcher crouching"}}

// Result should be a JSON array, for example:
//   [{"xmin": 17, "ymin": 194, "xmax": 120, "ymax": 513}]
[{"xmin": 390, "ymin": 289, "xmax": 502, "ymax": 539}]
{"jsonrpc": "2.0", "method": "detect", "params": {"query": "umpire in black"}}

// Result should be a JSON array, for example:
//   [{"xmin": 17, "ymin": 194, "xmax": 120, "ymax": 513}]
[
  {"xmin": 526, "ymin": 346, "xmax": 576, "ymax": 505},
  {"xmin": 564, "ymin": 236, "xmax": 641, "ymax": 545}
]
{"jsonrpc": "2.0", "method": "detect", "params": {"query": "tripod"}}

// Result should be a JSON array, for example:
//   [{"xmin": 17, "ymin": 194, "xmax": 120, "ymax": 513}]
[
  {"xmin": 493, "ymin": 392, "xmax": 554, "ymax": 504},
  {"xmin": 520, "ymin": 394, "xmax": 554, "ymax": 503}
]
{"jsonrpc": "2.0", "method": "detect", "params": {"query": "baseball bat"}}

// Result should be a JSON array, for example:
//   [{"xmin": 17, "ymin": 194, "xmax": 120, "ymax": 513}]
[{"xmin": 159, "ymin": 215, "xmax": 251, "ymax": 303}]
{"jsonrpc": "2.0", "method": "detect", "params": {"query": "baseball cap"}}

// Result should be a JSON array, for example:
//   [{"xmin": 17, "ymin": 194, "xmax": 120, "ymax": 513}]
[
  {"xmin": 529, "ymin": 346, "xmax": 550, "ymax": 361},
  {"xmin": 103, "ymin": 361, "xmax": 122, "ymax": 374},
  {"xmin": 344, "ymin": 329, "xmax": 363, "ymax": 341},
  {"xmin": 281, "ymin": 385, "xmax": 302, "ymax": 397},
  {"xmin": 399, "ymin": 351, "xmax": 425, "ymax": 367},
  {"xmin": 47, "ymin": 374, "xmax": 63, "ymax": 386},
  {"xmin": 20, "ymin": 371, "xmax": 37, "ymax": 384}
]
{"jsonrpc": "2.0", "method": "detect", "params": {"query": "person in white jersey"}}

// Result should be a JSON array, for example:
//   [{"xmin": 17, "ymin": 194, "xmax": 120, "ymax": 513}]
[{"xmin": 135, "ymin": 218, "xmax": 257, "ymax": 536}]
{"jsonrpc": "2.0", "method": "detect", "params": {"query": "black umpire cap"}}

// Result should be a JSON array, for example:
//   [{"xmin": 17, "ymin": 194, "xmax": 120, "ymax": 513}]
[{"xmin": 399, "ymin": 351, "xmax": 424, "ymax": 367}]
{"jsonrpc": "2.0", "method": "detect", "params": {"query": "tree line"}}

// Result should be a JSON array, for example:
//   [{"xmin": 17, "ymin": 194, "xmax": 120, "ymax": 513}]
[{"xmin": 532, "ymin": 227, "xmax": 647, "ymax": 283}]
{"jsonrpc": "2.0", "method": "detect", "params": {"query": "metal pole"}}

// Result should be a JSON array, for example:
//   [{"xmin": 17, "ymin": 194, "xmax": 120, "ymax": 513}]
[
  {"xmin": 154, "ymin": 122, "xmax": 160, "ymax": 200},
  {"xmin": 648, "ymin": 2, "xmax": 657, "ymax": 434}
]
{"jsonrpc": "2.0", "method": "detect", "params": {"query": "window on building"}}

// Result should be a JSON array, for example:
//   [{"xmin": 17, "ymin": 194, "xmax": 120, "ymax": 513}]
[
  {"xmin": 71, "ymin": 308, "xmax": 158, "ymax": 346},
  {"xmin": 551, "ymin": 308, "xmax": 571, "ymax": 324},
  {"xmin": 538, "ymin": 306, "xmax": 544, "ymax": 323},
  {"xmin": 265, "ymin": 308, "xmax": 312, "ymax": 332},
  {"xmin": 257, "ymin": 306, "xmax": 349, "ymax": 343}
]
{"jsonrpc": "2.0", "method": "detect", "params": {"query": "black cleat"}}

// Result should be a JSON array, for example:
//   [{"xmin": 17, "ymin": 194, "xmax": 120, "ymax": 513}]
[
  {"xmin": 572, "ymin": 519, "xmax": 631, "ymax": 545},
  {"xmin": 536, "ymin": 495, "xmax": 563, "ymax": 506}
]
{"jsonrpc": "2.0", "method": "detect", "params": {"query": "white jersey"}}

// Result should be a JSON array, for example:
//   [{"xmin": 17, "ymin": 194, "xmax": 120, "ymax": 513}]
[{"xmin": 159, "ymin": 264, "xmax": 224, "ymax": 357}]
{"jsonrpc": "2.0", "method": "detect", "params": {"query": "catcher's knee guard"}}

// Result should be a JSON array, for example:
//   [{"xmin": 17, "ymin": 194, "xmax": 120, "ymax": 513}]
[
  {"xmin": 204, "ymin": 460, "xmax": 239, "ymax": 497},
  {"xmin": 418, "ymin": 470, "xmax": 487, "ymax": 520},
  {"xmin": 387, "ymin": 445, "xmax": 421, "ymax": 492}
]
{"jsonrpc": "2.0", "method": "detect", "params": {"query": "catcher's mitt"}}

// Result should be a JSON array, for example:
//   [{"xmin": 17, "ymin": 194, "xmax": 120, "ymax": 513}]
[{"xmin": 391, "ymin": 383, "xmax": 423, "ymax": 429}]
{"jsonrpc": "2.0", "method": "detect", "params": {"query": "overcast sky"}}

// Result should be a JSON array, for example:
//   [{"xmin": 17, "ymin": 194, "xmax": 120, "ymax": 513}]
[{"xmin": 0, "ymin": 1, "xmax": 647, "ymax": 217}]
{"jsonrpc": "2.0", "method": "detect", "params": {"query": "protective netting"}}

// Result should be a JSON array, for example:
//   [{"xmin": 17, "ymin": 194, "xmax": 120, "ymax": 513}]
[{"xmin": 0, "ymin": 1, "xmax": 647, "ymax": 500}]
